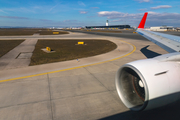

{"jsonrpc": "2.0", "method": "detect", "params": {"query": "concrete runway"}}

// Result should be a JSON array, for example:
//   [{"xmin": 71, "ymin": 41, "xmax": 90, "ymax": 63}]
[{"xmin": 0, "ymin": 31, "xmax": 180, "ymax": 120}]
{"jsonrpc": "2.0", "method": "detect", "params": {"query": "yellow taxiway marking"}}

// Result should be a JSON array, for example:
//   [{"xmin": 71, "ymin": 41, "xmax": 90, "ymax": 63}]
[{"xmin": 0, "ymin": 40, "xmax": 136, "ymax": 83}]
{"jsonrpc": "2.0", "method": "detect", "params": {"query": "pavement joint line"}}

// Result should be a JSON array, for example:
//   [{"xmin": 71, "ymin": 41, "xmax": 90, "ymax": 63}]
[
  {"xmin": 0, "ymin": 99, "xmax": 50, "ymax": 109},
  {"xmin": 51, "ymin": 90, "xmax": 110, "ymax": 101},
  {"xmin": 47, "ymin": 74, "xmax": 54, "ymax": 120},
  {"xmin": 0, "ymin": 40, "xmax": 136, "ymax": 83},
  {"xmin": 84, "ymin": 67, "xmax": 110, "ymax": 91},
  {"xmin": 0, "ymin": 90, "xmax": 112, "ymax": 110}
]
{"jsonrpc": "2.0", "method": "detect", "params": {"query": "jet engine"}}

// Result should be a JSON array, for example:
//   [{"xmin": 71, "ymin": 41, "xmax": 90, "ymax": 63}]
[{"xmin": 115, "ymin": 53, "xmax": 180, "ymax": 111}]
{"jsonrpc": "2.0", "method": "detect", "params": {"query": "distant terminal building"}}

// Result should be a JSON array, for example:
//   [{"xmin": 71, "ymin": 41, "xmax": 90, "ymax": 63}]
[
  {"xmin": 176, "ymin": 28, "xmax": 180, "ymax": 31},
  {"xmin": 148, "ymin": 26, "xmax": 174, "ymax": 31},
  {"xmin": 85, "ymin": 25, "xmax": 130, "ymax": 29}
]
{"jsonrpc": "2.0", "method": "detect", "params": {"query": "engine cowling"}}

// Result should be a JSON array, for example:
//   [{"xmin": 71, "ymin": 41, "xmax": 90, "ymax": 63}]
[{"xmin": 115, "ymin": 57, "xmax": 180, "ymax": 111}]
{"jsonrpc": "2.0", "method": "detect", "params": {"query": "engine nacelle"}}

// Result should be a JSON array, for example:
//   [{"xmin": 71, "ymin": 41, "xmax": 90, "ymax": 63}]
[{"xmin": 115, "ymin": 57, "xmax": 180, "ymax": 111}]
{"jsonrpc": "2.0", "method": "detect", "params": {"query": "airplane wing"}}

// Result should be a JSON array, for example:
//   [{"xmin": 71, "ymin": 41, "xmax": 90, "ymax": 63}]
[
  {"xmin": 115, "ymin": 12, "xmax": 180, "ymax": 112},
  {"xmin": 136, "ymin": 12, "xmax": 180, "ymax": 53}
]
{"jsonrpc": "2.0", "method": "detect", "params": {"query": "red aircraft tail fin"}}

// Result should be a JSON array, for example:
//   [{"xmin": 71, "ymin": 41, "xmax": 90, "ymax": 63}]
[{"xmin": 138, "ymin": 12, "xmax": 148, "ymax": 29}]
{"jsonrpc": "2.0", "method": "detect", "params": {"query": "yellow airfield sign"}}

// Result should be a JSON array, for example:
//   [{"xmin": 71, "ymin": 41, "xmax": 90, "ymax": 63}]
[
  {"xmin": 53, "ymin": 32, "xmax": 59, "ymax": 34},
  {"xmin": 78, "ymin": 42, "xmax": 84, "ymax": 45},
  {"xmin": 46, "ymin": 47, "xmax": 51, "ymax": 51}
]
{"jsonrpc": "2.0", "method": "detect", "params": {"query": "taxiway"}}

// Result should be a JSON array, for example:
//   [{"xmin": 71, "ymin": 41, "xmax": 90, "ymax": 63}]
[{"xmin": 0, "ymin": 30, "xmax": 179, "ymax": 120}]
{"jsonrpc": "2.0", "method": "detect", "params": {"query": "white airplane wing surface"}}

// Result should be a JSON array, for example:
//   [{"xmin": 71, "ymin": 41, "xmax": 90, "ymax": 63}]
[{"xmin": 136, "ymin": 12, "xmax": 180, "ymax": 53}]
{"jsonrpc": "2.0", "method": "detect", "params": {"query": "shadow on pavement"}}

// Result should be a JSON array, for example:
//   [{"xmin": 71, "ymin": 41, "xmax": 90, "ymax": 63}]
[
  {"xmin": 100, "ymin": 93, "xmax": 180, "ymax": 120},
  {"xmin": 140, "ymin": 45, "xmax": 161, "ymax": 58},
  {"xmin": 100, "ymin": 103, "xmax": 180, "ymax": 120}
]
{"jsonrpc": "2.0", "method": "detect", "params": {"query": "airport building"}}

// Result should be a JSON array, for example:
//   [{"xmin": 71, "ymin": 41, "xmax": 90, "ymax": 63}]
[
  {"xmin": 85, "ymin": 25, "xmax": 131, "ymax": 29},
  {"xmin": 85, "ymin": 20, "xmax": 131, "ymax": 29},
  {"xmin": 148, "ymin": 26, "xmax": 174, "ymax": 31}
]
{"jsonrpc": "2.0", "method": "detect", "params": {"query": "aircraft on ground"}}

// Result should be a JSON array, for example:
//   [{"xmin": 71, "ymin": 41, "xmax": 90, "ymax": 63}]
[{"xmin": 115, "ymin": 12, "xmax": 180, "ymax": 111}]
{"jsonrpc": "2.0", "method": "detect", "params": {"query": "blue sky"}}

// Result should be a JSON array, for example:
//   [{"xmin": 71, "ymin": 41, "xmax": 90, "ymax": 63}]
[{"xmin": 0, "ymin": 0, "xmax": 180, "ymax": 27}]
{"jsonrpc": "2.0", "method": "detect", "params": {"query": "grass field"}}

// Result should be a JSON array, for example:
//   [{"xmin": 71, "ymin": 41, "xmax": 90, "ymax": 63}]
[
  {"xmin": 39, "ymin": 31, "xmax": 69, "ymax": 35},
  {"xmin": 30, "ymin": 39, "xmax": 117, "ymax": 66},
  {"xmin": 85, "ymin": 30, "xmax": 123, "ymax": 33},
  {"xmin": 0, "ymin": 28, "xmax": 69, "ymax": 36},
  {"xmin": 0, "ymin": 40, "xmax": 25, "ymax": 57},
  {"xmin": 69, "ymin": 29, "xmax": 135, "ymax": 33}
]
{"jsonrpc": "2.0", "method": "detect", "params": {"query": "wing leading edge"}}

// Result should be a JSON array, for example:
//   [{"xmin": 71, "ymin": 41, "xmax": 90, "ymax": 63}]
[{"xmin": 136, "ymin": 12, "xmax": 180, "ymax": 53}]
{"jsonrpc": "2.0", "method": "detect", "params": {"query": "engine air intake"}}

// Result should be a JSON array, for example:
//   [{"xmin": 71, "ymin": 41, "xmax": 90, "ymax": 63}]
[{"xmin": 116, "ymin": 65, "xmax": 148, "ymax": 111}]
